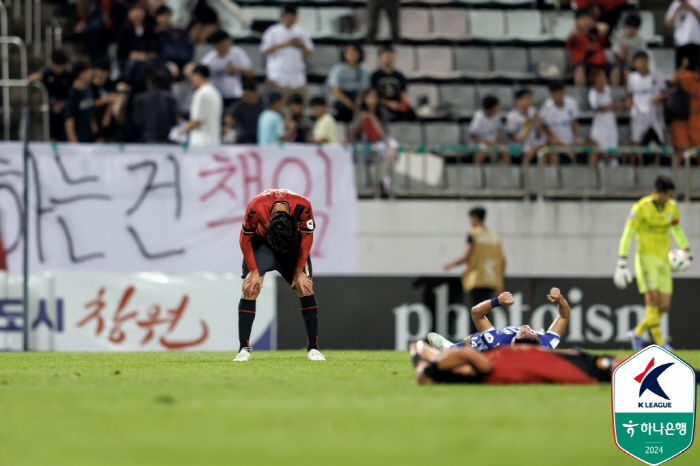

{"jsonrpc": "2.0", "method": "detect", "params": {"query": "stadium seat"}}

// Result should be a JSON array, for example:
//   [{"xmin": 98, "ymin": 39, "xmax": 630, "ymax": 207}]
[
  {"xmin": 297, "ymin": 8, "xmax": 319, "ymax": 34},
  {"xmin": 530, "ymin": 85, "xmax": 550, "ymax": 106},
  {"xmin": 239, "ymin": 44, "xmax": 264, "ymax": 75},
  {"xmin": 610, "ymin": 86, "xmax": 627, "ymax": 102},
  {"xmin": 505, "ymin": 10, "xmax": 544, "ymax": 40},
  {"xmin": 651, "ymin": 48, "xmax": 676, "ymax": 77},
  {"xmin": 618, "ymin": 124, "xmax": 630, "ymax": 146},
  {"xmin": 561, "ymin": 166, "xmax": 598, "ymax": 191},
  {"xmin": 306, "ymin": 45, "xmax": 339, "ymax": 75},
  {"xmin": 439, "ymin": 85, "xmax": 477, "ymax": 117},
  {"xmin": 484, "ymin": 166, "xmax": 522, "ymax": 190},
  {"xmin": 388, "ymin": 122, "xmax": 424, "ymax": 145},
  {"xmin": 565, "ymin": 86, "xmax": 589, "ymax": 111},
  {"xmin": 492, "ymin": 47, "xmax": 530, "ymax": 77},
  {"xmin": 316, "ymin": 8, "xmax": 354, "ymax": 38},
  {"xmin": 407, "ymin": 83, "xmax": 440, "ymax": 110},
  {"xmin": 431, "ymin": 9, "xmax": 469, "ymax": 40},
  {"xmin": 476, "ymin": 85, "xmax": 514, "ymax": 111},
  {"xmin": 194, "ymin": 44, "xmax": 214, "ymax": 63},
  {"xmin": 445, "ymin": 165, "xmax": 484, "ymax": 191},
  {"xmin": 242, "ymin": 7, "xmax": 279, "ymax": 22},
  {"xmin": 468, "ymin": 10, "xmax": 505, "ymax": 40},
  {"xmin": 454, "ymin": 47, "xmax": 492, "ymax": 77},
  {"xmin": 363, "ymin": 46, "xmax": 379, "ymax": 73},
  {"xmin": 394, "ymin": 46, "xmax": 416, "ymax": 72},
  {"xmin": 306, "ymin": 83, "xmax": 327, "ymax": 101},
  {"xmin": 412, "ymin": 47, "xmax": 456, "ymax": 78},
  {"xmin": 424, "ymin": 122, "xmax": 462, "ymax": 144},
  {"xmin": 399, "ymin": 8, "xmax": 432, "ymax": 39},
  {"xmin": 690, "ymin": 168, "xmax": 700, "ymax": 196},
  {"xmin": 544, "ymin": 11, "xmax": 575, "ymax": 40},
  {"xmin": 529, "ymin": 47, "xmax": 568, "ymax": 76}
]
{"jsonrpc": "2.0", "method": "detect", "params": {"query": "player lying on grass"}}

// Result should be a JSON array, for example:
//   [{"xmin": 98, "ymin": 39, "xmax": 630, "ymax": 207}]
[
  {"xmin": 427, "ymin": 288, "xmax": 570, "ymax": 351},
  {"xmin": 236, "ymin": 189, "xmax": 325, "ymax": 362},
  {"xmin": 411, "ymin": 340, "xmax": 624, "ymax": 385}
]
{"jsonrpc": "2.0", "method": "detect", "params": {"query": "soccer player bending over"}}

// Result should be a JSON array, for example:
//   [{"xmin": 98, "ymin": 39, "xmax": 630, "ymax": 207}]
[
  {"xmin": 615, "ymin": 175, "xmax": 692, "ymax": 350},
  {"xmin": 427, "ymin": 288, "xmax": 570, "ymax": 351},
  {"xmin": 236, "ymin": 189, "xmax": 325, "ymax": 362}
]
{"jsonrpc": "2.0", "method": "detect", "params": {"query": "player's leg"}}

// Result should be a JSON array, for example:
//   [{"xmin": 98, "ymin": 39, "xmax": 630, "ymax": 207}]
[
  {"xmin": 653, "ymin": 264, "xmax": 674, "ymax": 348},
  {"xmin": 632, "ymin": 254, "xmax": 656, "ymax": 349},
  {"xmin": 281, "ymin": 258, "xmax": 324, "ymax": 360}
]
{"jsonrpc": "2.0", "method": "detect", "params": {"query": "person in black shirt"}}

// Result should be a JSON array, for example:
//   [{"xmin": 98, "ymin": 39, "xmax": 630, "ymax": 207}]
[
  {"xmin": 370, "ymin": 45, "xmax": 415, "ymax": 122},
  {"xmin": 132, "ymin": 71, "xmax": 180, "ymax": 143},
  {"xmin": 28, "ymin": 50, "xmax": 72, "ymax": 141},
  {"xmin": 116, "ymin": 4, "xmax": 159, "ymax": 75},
  {"xmin": 91, "ymin": 57, "xmax": 117, "ymax": 141},
  {"xmin": 65, "ymin": 61, "xmax": 97, "ymax": 143},
  {"xmin": 226, "ymin": 79, "xmax": 265, "ymax": 144}
]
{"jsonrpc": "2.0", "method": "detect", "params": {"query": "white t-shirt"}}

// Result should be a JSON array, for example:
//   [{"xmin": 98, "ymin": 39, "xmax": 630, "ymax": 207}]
[
  {"xmin": 666, "ymin": 0, "xmax": 700, "ymax": 46},
  {"xmin": 539, "ymin": 96, "xmax": 580, "ymax": 145},
  {"xmin": 260, "ymin": 23, "xmax": 314, "ymax": 89},
  {"xmin": 467, "ymin": 109, "xmax": 502, "ymax": 143},
  {"xmin": 189, "ymin": 82, "xmax": 222, "ymax": 146},
  {"xmin": 312, "ymin": 113, "xmax": 338, "ymax": 143},
  {"xmin": 588, "ymin": 85, "xmax": 618, "ymax": 149},
  {"xmin": 627, "ymin": 70, "xmax": 667, "ymax": 117},
  {"xmin": 200, "ymin": 46, "xmax": 252, "ymax": 99},
  {"xmin": 505, "ymin": 106, "xmax": 544, "ymax": 148}
]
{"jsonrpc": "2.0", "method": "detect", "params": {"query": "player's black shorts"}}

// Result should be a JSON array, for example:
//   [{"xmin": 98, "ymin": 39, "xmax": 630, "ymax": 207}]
[
  {"xmin": 241, "ymin": 234, "xmax": 312, "ymax": 285},
  {"xmin": 556, "ymin": 350, "xmax": 615, "ymax": 383}
]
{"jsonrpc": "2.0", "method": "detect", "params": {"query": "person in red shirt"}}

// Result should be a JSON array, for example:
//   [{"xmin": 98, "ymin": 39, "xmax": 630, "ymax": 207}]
[
  {"xmin": 409, "ymin": 340, "xmax": 627, "ymax": 385},
  {"xmin": 567, "ymin": 8, "xmax": 620, "ymax": 87},
  {"xmin": 236, "ymin": 189, "xmax": 325, "ymax": 362}
]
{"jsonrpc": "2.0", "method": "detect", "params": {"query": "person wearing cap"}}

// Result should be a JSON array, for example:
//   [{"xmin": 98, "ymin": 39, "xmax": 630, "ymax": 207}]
[
  {"xmin": 260, "ymin": 6, "xmax": 314, "ymax": 102},
  {"xmin": 371, "ymin": 45, "xmax": 415, "ymax": 121},
  {"xmin": 180, "ymin": 65, "xmax": 223, "ymax": 146},
  {"xmin": 258, "ymin": 91, "xmax": 296, "ymax": 144},
  {"xmin": 201, "ymin": 29, "xmax": 255, "ymax": 109}
]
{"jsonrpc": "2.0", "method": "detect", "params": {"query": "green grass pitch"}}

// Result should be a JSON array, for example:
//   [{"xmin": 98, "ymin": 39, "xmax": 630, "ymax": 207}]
[{"xmin": 0, "ymin": 350, "xmax": 698, "ymax": 466}]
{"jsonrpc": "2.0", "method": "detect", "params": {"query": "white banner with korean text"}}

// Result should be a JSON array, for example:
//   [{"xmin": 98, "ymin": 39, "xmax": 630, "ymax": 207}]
[
  {"xmin": 0, "ymin": 143, "xmax": 357, "ymax": 273},
  {"xmin": 0, "ymin": 272, "xmax": 277, "ymax": 351}
]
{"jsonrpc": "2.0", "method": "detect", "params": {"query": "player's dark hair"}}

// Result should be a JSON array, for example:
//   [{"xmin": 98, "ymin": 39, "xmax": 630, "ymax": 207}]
[
  {"xmin": 288, "ymin": 93, "xmax": 304, "ymax": 105},
  {"xmin": 51, "ymin": 49, "xmax": 68, "ymax": 65},
  {"xmin": 548, "ymin": 80, "xmax": 565, "ymax": 92},
  {"xmin": 192, "ymin": 64, "xmax": 210, "ymax": 79},
  {"xmin": 654, "ymin": 175, "xmax": 675, "ymax": 193},
  {"xmin": 154, "ymin": 5, "xmax": 172, "ymax": 17},
  {"xmin": 515, "ymin": 89, "xmax": 531, "ymax": 100},
  {"xmin": 92, "ymin": 56, "xmax": 111, "ymax": 72},
  {"xmin": 310, "ymin": 95, "xmax": 327, "ymax": 107},
  {"xmin": 624, "ymin": 13, "xmax": 641, "ymax": 28},
  {"xmin": 282, "ymin": 5, "xmax": 297, "ymax": 15},
  {"xmin": 632, "ymin": 51, "xmax": 649, "ymax": 62},
  {"xmin": 482, "ymin": 95, "xmax": 499, "ymax": 111},
  {"xmin": 267, "ymin": 211, "xmax": 300, "ymax": 257},
  {"xmin": 71, "ymin": 60, "xmax": 90, "ymax": 80},
  {"xmin": 513, "ymin": 335, "xmax": 542, "ymax": 346},
  {"xmin": 469, "ymin": 207, "xmax": 486, "ymax": 222},
  {"xmin": 575, "ymin": 8, "xmax": 594, "ymax": 19},
  {"xmin": 242, "ymin": 78, "xmax": 258, "ymax": 92}
]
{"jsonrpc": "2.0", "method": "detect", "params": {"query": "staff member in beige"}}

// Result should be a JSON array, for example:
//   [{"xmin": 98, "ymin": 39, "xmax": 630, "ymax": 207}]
[{"xmin": 444, "ymin": 207, "xmax": 506, "ymax": 307}]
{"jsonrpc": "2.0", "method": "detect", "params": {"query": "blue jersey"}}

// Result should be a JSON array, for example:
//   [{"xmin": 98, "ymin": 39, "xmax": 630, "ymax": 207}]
[{"xmin": 467, "ymin": 326, "xmax": 561, "ymax": 352}]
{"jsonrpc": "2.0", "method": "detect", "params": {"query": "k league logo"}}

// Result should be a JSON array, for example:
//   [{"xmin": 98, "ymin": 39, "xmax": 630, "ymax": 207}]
[{"xmin": 612, "ymin": 346, "xmax": 696, "ymax": 465}]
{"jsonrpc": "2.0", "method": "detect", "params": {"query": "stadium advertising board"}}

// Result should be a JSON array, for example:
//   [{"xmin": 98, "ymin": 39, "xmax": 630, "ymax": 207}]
[
  {"xmin": 0, "ymin": 272, "xmax": 276, "ymax": 351},
  {"xmin": 277, "ymin": 277, "xmax": 699, "ymax": 350},
  {"xmin": 0, "ymin": 142, "xmax": 357, "ymax": 274}
]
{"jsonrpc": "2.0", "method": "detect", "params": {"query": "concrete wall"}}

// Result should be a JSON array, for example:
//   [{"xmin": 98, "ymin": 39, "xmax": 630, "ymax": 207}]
[{"xmin": 357, "ymin": 200, "xmax": 700, "ymax": 276}]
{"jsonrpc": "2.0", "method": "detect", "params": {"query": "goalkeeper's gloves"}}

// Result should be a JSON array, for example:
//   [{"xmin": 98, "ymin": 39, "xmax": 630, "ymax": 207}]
[
  {"xmin": 678, "ymin": 251, "xmax": 693, "ymax": 273},
  {"xmin": 614, "ymin": 258, "xmax": 633, "ymax": 289}
]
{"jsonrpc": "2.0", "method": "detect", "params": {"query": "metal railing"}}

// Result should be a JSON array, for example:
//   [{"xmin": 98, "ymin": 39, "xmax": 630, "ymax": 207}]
[
  {"xmin": 0, "ymin": 36, "xmax": 29, "ymax": 139},
  {"xmin": 44, "ymin": 17, "xmax": 61, "ymax": 66},
  {"xmin": 354, "ymin": 143, "xmax": 694, "ymax": 200}
]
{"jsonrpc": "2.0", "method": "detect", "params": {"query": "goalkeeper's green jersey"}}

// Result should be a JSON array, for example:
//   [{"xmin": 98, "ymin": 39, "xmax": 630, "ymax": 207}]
[{"xmin": 618, "ymin": 195, "xmax": 689, "ymax": 261}]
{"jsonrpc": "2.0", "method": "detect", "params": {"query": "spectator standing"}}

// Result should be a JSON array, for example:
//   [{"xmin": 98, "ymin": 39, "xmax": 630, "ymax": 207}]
[
  {"xmin": 468, "ymin": 96, "xmax": 505, "ymax": 165},
  {"xmin": 258, "ymin": 91, "xmax": 296, "ymax": 144},
  {"xmin": 155, "ymin": 5, "xmax": 195, "ymax": 78},
  {"xmin": 567, "ymin": 8, "xmax": 619, "ymax": 87},
  {"xmin": 116, "ymin": 4, "xmax": 160, "ymax": 75},
  {"xmin": 671, "ymin": 62, "xmax": 700, "ymax": 155},
  {"xmin": 666, "ymin": 0, "xmax": 700, "ymax": 71},
  {"xmin": 539, "ymin": 81, "xmax": 582, "ymax": 164},
  {"xmin": 260, "ymin": 6, "xmax": 314, "ymax": 101},
  {"xmin": 28, "ymin": 50, "xmax": 72, "ymax": 142},
  {"xmin": 180, "ymin": 65, "xmax": 223, "ymax": 146},
  {"xmin": 589, "ymin": 71, "xmax": 619, "ymax": 166},
  {"xmin": 371, "ymin": 45, "xmax": 415, "ymax": 121},
  {"xmin": 505, "ymin": 89, "xmax": 544, "ymax": 164},
  {"xmin": 444, "ymin": 207, "xmax": 506, "ymax": 308},
  {"xmin": 366, "ymin": 0, "xmax": 400, "ymax": 44},
  {"xmin": 91, "ymin": 57, "xmax": 117, "ymax": 141},
  {"xmin": 310, "ymin": 96, "xmax": 339, "ymax": 144},
  {"xmin": 226, "ymin": 80, "xmax": 265, "ymax": 144},
  {"xmin": 612, "ymin": 14, "xmax": 648, "ymax": 85},
  {"xmin": 65, "ymin": 62, "xmax": 97, "ymax": 143},
  {"xmin": 627, "ymin": 52, "xmax": 668, "ymax": 151},
  {"xmin": 328, "ymin": 44, "xmax": 370, "ymax": 123},
  {"xmin": 133, "ymin": 72, "xmax": 181, "ymax": 143},
  {"xmin": 201, "ymin": 30, "xmax": 254, "ymax": 109}
]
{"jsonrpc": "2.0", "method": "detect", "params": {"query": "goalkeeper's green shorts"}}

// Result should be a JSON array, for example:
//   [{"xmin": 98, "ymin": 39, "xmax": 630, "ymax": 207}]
[{"xmin": 635, "ymin": 254, "xmax": 673, "ymax": 295}]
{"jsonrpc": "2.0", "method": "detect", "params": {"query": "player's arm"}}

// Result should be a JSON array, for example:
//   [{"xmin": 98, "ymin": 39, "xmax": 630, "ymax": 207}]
[
  {"xmin": 444, "ymin": 236, "xmax": 472, "ymax": 270},
  {"xmin": 471, "ymin": 291, "xmax": 514, "ymax": 334},
  {"xmin": 291, "ymin": 206, "xmax": 315, "ymax": 296},
  {"xmin": 546, "ymin": 287, "xmax": 570, "ymax": 337},
  {"xmin": 671, "ymin": 205, "xmax": 693, "ymax": 267},
  {"xmin": 614, "ymin": 210, "xmax": 636, "ymax": 289}
]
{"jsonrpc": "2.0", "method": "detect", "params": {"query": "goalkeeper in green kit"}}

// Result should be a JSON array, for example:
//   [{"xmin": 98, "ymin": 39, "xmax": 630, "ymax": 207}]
[{"xmin": 614, "ymin": 176, "xmax": 692, "ymax": 350}]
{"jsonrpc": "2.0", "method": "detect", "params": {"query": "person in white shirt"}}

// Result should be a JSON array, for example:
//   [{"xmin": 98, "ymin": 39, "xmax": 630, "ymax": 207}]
[
  {"xmin": 260, "ymin": 5, "xmax": 314, "ymax": 102},
  {"xmin": 665, "ymin": 0, "xmax": 700, "ymax": 70},
  {"xmin": 588, "ymin": 70, "xmax": 620, "ymax": 166},
  {"xmin": 180, "ymin": 65, "xmax": 223, "ymax": 146},
  {"xmin": 539, "ymin": 81, "xmax": 581, "ymax": 165},
  {"xmin": 505, "ymin": 89, "xmax": 545, "ymax": 164},
  {"xmin": 468, "ymin": 96, "xmax": 504, "ymax": 165},
  {"xmin": 310, "ymin": 96, "xmax": 339, "ymax": 144},
  {"xmin": 626, "ymin": 52, "xmax": 668, "ymax": 164},
  {"xmin": 200, "ymin": 29, "xmax": 254, "ymax": 109}
]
